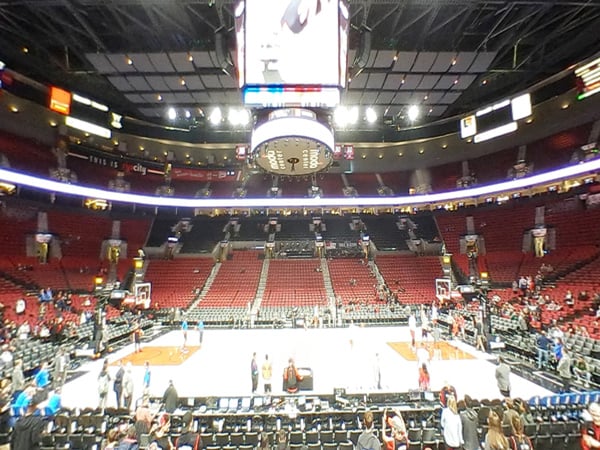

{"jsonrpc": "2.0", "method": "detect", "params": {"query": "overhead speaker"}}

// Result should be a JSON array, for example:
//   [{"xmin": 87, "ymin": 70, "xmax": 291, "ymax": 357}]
[
  {"xmin": 215, "ymin": 29, "xmax": 233, "ymax": 72},
  {"xmin": 352, "ymin": 26, "xmax": 372, "ymax": 69}
]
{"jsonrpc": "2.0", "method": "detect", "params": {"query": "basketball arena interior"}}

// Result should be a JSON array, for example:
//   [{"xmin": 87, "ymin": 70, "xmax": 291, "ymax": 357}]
[{"xmin": 1, "ymin": 1, "xmax": 600, "ymax": 449}]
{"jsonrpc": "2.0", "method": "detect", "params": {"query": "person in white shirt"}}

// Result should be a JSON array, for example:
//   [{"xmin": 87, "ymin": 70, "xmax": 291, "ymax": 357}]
[
  {"xmin": 408, "ymin": 313, "xmax": 417, "ymax": 349},
  {"xmin": 416, "ymin": 343, "xmax": 430, "ymax": 371},
  {"xmin": 440, "ymin": 396, "xmax": 464, "ymax": 450}
]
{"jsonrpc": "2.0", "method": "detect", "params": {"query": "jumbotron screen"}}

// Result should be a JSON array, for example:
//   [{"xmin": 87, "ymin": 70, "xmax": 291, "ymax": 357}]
[{"xmin": 236, "ymin": 0, "xmax": 349, "ymax": 108}]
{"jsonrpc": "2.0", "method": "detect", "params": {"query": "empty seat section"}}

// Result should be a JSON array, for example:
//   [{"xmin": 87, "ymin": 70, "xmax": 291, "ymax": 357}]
[
  {"xmin": 375, "ymin": 255, "xmax": 443, "ymax": 304},
  {"xmin": 262, "ymin": 259, "xmax": 327, "ymax": 307},
  {"xmin": 200, "ymin": 251, "xmax": 262, "ymax": 308},
  {"xmin": 328, "ymin": 259, "xmax": 376, "ymax": 304},
  {"xmin": 144, "ymin": 258, "xmax": 214, "ymax": 308}
]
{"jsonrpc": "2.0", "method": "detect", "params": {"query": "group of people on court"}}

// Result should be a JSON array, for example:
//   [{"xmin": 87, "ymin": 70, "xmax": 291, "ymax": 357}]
[{"xmin": 251, "ymin": 353, "xmax": 302, "ymax": 394}]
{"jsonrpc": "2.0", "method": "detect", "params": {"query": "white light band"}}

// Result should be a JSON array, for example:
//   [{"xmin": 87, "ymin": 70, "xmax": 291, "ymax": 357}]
[
  {"xmin": 1, "ymin": 158, "xmax": 599, "ymax": 208},
  {"xmin": 65, "ymin": 116, "xmax": 111, "ymax": 139}
]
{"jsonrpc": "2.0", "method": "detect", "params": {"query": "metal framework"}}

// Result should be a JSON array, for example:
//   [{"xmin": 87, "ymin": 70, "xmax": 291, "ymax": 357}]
[{"xmin": 0, "ymin": 0, "xmax": 599, "ymax": 124}]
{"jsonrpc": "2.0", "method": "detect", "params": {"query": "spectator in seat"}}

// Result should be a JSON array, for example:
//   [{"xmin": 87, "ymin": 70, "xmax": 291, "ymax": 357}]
[
  {"xmin": 117, "ymin": 425, "xmax": 139, "ymax": 450},
  {"xmin": 440, "ymin": 381, "xmax": 457, "ymax": 408},
  {"xmin": 460, "ymin": 395, "xmax": 479, "ymax": 450},
  {"xmin": 356, "ymin": 410, "xmax": 381, "ymax": 450},
  {"xmin": 175, "ymin": 410, "xmax": 200, "ymax": 449},
  {"xmin": 484, "ymin": 410, "xmax": 509, "ymax": 450},
  {"xmin": 381, "ymin": 408, "xmax": 408, "ymax": 450},
  {"xmin": 501, "ymin": 399, "xmax": 520, "ymax": 434},
  {"xmin": 509, "ymin": 415, "xmax": 533, "ymax": 450},
  {"xmin": 574, "ymin": 357, "xmax": 592, "ymax": 387},
  {"xmin": 583, "ymin": 402, "xmax": 600, "ymax": 450},
  {"xmin": 10, "ymin": 391, "xmax": 47, "ymax": 450}
]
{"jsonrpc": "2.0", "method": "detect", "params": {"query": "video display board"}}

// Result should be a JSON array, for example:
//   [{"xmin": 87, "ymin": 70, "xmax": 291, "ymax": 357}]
[{"xmin": 237, "ymin": 0, "xmax": 349, "ymax": 108}]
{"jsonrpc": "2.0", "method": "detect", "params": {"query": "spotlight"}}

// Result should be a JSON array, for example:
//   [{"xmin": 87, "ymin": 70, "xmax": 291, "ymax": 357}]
[
  {"xmin": 167, "ymin": 107, "xmax": 176, "ymax": 121},
  {"xmin": 209, "ymin": 107, "xmax": 222, "ymax": 125},
  {"xmin": 407, "ymin": 105, "xmax": 420, "ymax": 122},
  {"xmin": 184, "ymin": 110, "xmax": 191, "ymax": 119},
  {"xmin": 365, "ymin": 107, "xmax": 377, "ymax": 124}
]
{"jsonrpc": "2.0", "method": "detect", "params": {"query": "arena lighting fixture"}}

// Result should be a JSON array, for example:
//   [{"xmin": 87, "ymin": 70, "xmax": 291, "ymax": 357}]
[
  {"xmin": 365, "ymin": 107, "xmax": 377, "ymax": 124},
  {"xmin": 2, "ymin": 159, "xmax": 600, "ymax": 209},
  {"xmin": 65, "ymin": 116, "xmax": 111, "ymax": 139},
  {"xmin": 209, "ymin": 107, "xmax": 222, "ymax": 125},
  {"xmin": 407, "ymin": 105, "xmax": 420, "ymax": 122},
  {"xmin": 167, "ymin": 107, "xmax": 177, "ymax": 121}
]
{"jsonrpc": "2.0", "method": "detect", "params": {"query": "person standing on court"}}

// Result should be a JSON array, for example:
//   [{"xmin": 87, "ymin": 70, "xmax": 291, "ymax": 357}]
[
  {"xmin": 113, "ymin": 361, "xmax": 124, "ymax": 408},
  {"xmin": 251, "ymin": 352, "xmax": 259, "ymax": 394},
  {"xmin": 495, "ymin": 356, "xmax": 511, "ymax": 398},
  {"xmin": 198, "ymin": 320, "xmax": 204, "ymax": 346},
  {"xmin": 262, "ymin": 354, "xmax": 272, "ymax": 393},
  {"xmin": 122, "ymin": 362, "xmax": 134, "ymax": 411}
]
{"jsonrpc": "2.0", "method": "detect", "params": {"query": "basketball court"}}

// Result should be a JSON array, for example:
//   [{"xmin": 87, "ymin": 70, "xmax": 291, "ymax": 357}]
[{"xmin": 60, "ymin": 325, "xmax": 553, "ymax": 409}]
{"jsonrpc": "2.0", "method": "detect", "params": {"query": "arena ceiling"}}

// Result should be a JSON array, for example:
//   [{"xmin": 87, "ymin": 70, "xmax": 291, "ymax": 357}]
[{"xmin": 0, "ymin": 0, "xmax": 599, "ymax": 127}]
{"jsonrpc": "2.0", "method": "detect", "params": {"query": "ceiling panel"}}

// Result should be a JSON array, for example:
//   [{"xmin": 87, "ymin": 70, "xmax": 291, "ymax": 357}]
[
  {"xmin": 126, "ymin": 76, "xmax": 151, "ymax": 91},
  {"xmin": 399, "ymin": 74, "xmax": 422, "ymax": 90},
  {"xmin": 164, "ymin": 76, "xmax": 187, "ymax": 91},
  {"xmin": 148, "ymin": 53, "xmax": 175, "ymax": 72},
  {"xmin": 417, "ymin": 75, "xmax": 441, "ymax": 90},
  {"xmin": 127, "ymin": 53, "xmax": 155, "ymax": 72},
  {"xmin": 422, "ymin": 92, "xmax": 443, "ymax": 104},
  {"xmin": 373, "ymin": 50, "xmax": 397, "ymax": 68},
  {"xmin": 450, "ymin": 52, "xmax": 477, "ymax": 72},
  {"xmin": 342, "ymin": 91, "xmax": 362, "ymax": 103},
  {"xmin": 469, "ymin": 52, "xmax": 497, "ymax": 72},
  {"xmin": 383, "ymin": 74, "xmax": 404, "ymax": 90},
  {"xmin": 124, "ymin": 93, "xmax": 145, "ymax": 103},
  {"xmin": 430, "ymin": 52, "xmax": 456, "ymax": 73},
  {"xmin": 210, "ymin": 91, "xmax": 228, "ymax": 103},
  {"xmin": 361, "ymin": 91, "xmax": 379, "ymax": 104},
  {"xmin": 366, "ymin": 73, "xmax": 386, "ymax": 89},
  {"xmin": 183, "ymin": 75, "xmax": 204, "ymax": 90},
  {"xmin": 173, "ymin": 92, "xmax": 195, "ymax": 103},
  {"xmin": 412, "ymin": 52, "xmax": 437, "ymax": 72},
  {"xmin": 428, "ymin": 105, "xmax": 448, "ymax": 116},
  {"xmin": 452, "ymin": 74, "xmax": 477, "ymax": 90},
  {"xmin": 191, "ymin": 92, "xmax": 211, "ymax": 103},
  {"xmin": 190, "ymin": 51, "xmax": 217, "ymax": 69},
  {"xmin": 348, "ymin": 73, "xmax": 368, "ymax": 89},
  {"xmin": 107, "ymin": 76, "xmax": 133, "ymax": 91},
  {"xmin": 86, "ymin": 54, "xmax": 115, "ymax": 74},
  {"xmin": 200, "ymin": 75, "xmax": 222, "ymax": 89},
  {"xmin": 439, "ymin": 92, "xmax": 462, "ymax": 104},
  {"xmin": 169, "ymin": 52, "xmax": 195, "ymax": 72},
  {"xmin": 392, "ymin": 52, "xmax": 417, "ymax": 72},
  {"xmin": 141, "ymin": 93, "xmax": 161, "ymax": 103},
  {"xmin": 435, "ymin": 75, "xmax": 457, "ymax": 90},
  {"xmin": 219, "ymin": 74, "xmax": 237, "ymax": 89},
  {"xmin": 392, "ymin": 91, "xmax": 413, "ymax": 104},
  {"xmin": 145, "ymin": 76, "xmax": 170, "ymax": 91},
  {"xmin": 107, "ymin": 54, "xmax": 136, "ymax": 73},
  {"xmin": 160, "ymin": 93, "xmax": 177, "ymax": 103},
  {"xmin": 376, "ymin": 91, "xmax": 395, "ymax": 104}
]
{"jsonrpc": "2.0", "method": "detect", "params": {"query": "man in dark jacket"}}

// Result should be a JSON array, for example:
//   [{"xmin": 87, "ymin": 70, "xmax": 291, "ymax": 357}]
[
  {"xmin": 175, "ymin": 411, "xmax": 201, "ymax": 450},
  {"xmin": 10, "ymin": 391, "xmax": 47, "ymax": 450},
  {"xmin": 162, "ymin": 380, "xmax": 178, "ymax": 413},
  {"xmin": 459, "ymin": 395, "xmax": 479, "ymax": 450}
]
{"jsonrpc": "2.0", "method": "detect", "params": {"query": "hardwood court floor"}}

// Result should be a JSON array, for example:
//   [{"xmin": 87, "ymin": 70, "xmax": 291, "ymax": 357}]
[
  {"xmin": 388, "ymin": 341, "xmax": 475, "ymax": 361},
  {"xmin": 110, "ymin": 345, "xmax": 201, "ymax": 366}
]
